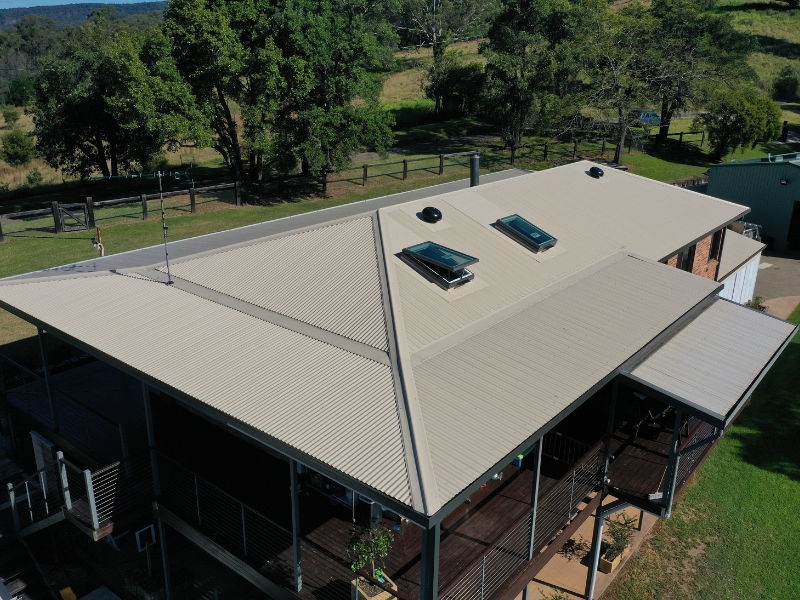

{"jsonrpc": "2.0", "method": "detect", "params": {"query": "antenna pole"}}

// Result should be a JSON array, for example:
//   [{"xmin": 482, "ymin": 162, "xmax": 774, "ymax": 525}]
[{"xmin": 159, "ymin": 171, "xmax": 173, "ymax": 285}]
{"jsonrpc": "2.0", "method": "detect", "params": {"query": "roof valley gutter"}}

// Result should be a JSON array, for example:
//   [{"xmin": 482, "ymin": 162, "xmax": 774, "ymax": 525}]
[
  {"xmin": 376, "ymin": 209, "xmax": 441, "ymax": 517},
  {"xmin": 0, "ymin": 298, "xmax": 428, "ymax": 528},
  {"xmin": 372, "ymin": 213, "xmax": 425, "ymax": 513}
]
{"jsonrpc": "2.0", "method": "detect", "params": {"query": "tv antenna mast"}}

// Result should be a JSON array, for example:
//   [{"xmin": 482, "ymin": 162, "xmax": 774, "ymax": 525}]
[{"xmin": 159, "ymin": 171, "xmax": 173, "ymax": 284}]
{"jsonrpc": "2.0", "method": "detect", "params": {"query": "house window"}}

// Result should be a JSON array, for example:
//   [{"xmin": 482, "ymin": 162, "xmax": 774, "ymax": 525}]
[
  {"xmin": 710, "ymin": 229, "xmax": 724, "ymax": 262},
  {"xmin": 680, "ymin": 245, "xmax": 696, "ymax": 272}
]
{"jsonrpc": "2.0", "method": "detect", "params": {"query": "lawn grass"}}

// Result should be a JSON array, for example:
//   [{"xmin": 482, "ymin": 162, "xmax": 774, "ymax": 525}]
[
  {"xmin": 602, "ymin": 304, "xmax": 800, "ymax": 600},
  {"xmin": 715, "ymin": 0, "xmax": 800, "ymax": 95}
]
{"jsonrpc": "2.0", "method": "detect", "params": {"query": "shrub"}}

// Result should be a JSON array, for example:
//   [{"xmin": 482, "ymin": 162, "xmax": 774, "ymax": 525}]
[
  {"xmin": 7, "ymin": 75, "xmax": 36, "ymax": 107},
  {"xmin": 26, "ymin": 167, "xmax": 43, "ymax": 186},
  {"xmin": 603, "ymin": 512, "xmax": 638, "ymax": 561},
  {"xmin": 773, "ymin": 65, "xmax": 799, "ymax": 99},
  {"xmin": 1, "ymin": 128, "xmax": 35, "ymax": 165},
  {"xmin": 2, "ymin": 105, "xmax": 20, "ymax": 126}
]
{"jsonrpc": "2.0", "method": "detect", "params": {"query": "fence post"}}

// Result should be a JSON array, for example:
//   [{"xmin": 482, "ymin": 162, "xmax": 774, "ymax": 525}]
[
  {"xmin": 362, "ymin": 164, "xmax": 368, "ymax": 186},
  {"xmin": 234, "ymin": 181, "xmax": 241, "ymax": 207},
  {"xmin": 601, "ymin": 138, "xmax": 606, "ymax": 157},
  {"xmin": 189, "ymin": 186, "xmax": 196, "ymax": 214},
  {"xmin": 543, "ymin": 143, "xmax": 548, "ymax": 162},
  {"xmin": 141, "ymin": 194, "xmax": 148, "ymax": 220},
  {"xmin": 700, "ymin": 130, "xmax": 705, "ymax": 147},
  {"xmin": 403, "ymin": 159, "xmax": 408, "ymax": 181},
  {"xmin": 572, "ymin": 139, "xmax": 578, "ymax": 159},
  {"xmin": 7, "ymin": 483, "xmax": 20, "ymax": 532},
  {"xmin": 56, "ymin": 451, "xmax": 72, "ymax": 510},
  {"xmin": 627, "ymin": 137, "xmax": 633, "ymax": 153},
  {"xmin": 439, "ymin": 154, "xmax": 444, "ymax": 176},
  {"xmin": 86, "ymin": 197, "xmax": 95, "ymax": 228},
  {"xmin": 84, "ymin": 469, "xmax": 100, "ymax": 530},
  {"xmin": 679, "ymin": 131, "xmax": 684, "ymax": 144},
  {"xmin": 52, "ymin": 202, "xmax": 62, "ymax": 234}
]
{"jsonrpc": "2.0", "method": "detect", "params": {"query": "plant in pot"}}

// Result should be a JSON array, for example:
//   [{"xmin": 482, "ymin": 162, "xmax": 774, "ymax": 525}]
[
  {"xmin": 124, "ymin": 567, "xmax": 165, "ymax": 600},
  {"xmin": 598, "ymin": 513, "xmax": 637, "ymax": 574},
  {"xmin": 347, "ymin": 523, "xmax": 396, "ymax": 600}
]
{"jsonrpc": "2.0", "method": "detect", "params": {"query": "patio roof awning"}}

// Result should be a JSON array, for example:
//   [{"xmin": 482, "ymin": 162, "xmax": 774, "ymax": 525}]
[{"xmin": 620, "ymin": 298, "xmax": 797, "ymax": 429}]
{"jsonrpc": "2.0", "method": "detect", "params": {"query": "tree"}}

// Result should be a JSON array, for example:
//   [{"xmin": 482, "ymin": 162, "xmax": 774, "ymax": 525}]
[
  {"xmin": 274, "ymin": 0, "xmax": 395, "ymax": 193},
  {"xmin": 396, "ymin": 0, "xmax": 499, "ymax": 51},
  {"xmin": 583, "ymin": 2, "xmax": 660, "ymax": 165},
  {"xmin": 32, "ymin": 14, "xmax": 206, "ymax": 178},
  {"xmin": 482, "ymin": 0, "xmax": 596, "ymax": 164},
  {"xmin": 165, "ymin": 0, "xmax": 286, "ymax": 181},
  {"xmin": 347, "ymin": 523, "xmax": 394, "ymax": 579},
  {"xmin": 7, "ymin": 76, "xmax": 36, "ymax": 107},
  {"xmin": 693, "ymin": 86, "xmax": 782, "ymax": 161},
  {"xmin": 1, "ymin": 128, "xmax": 35, "ymax": 165},
  {"xmin": 424, "ymin": 49, "xmax": 483, "ymax": 118},
  {"xmin": 2, "ymin": 105, "xmax": 20, "ymax": 126},
  {"xmin": 649, "ymin": 0, "xmax": 757, "ymax": 143}
]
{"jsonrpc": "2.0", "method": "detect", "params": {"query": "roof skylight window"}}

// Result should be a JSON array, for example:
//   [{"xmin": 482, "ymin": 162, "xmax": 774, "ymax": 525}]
[
  {"xmin": 402, "ymin": 241, "xmax": 478, "ymax": 289},
  {"xmin": 496, "ymin": 214, "xmax": 557, "ymax": 252}
]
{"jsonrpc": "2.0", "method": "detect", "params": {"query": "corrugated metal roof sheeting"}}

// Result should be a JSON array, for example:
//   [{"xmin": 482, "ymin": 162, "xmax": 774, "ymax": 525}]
[
  {"xmin": 163, "ymin": 217, "xmax": 389, "ymax": 351},
  {"xmin": 717, "ymin": 231, "xmax": 765, "ymax": 281},
  {"xmin": 0, "ymin": 274, "xmax": 411, "ymax": 504},
  {"xmin": 630, "ymin": 299, "xmax": 796, "ymax": 420},
  {"xmin": 412, "ymin": 255, "xmax": 718, "ymax": 503},
  {"xmin": 383, "ymin": 162, "xmax": 746, "ymax": 353}
]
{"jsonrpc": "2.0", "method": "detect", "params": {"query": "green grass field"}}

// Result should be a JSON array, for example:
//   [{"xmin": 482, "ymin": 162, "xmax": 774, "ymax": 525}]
[{"xmin": 603, "ymin": 305, "xmax": 800, "ymax": 600}]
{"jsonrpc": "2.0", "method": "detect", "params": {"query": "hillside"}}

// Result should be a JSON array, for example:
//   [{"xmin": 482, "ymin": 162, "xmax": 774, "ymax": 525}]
[{"xmin": 0, "ymin": 2, "xmax": 166, "ymax": 29}]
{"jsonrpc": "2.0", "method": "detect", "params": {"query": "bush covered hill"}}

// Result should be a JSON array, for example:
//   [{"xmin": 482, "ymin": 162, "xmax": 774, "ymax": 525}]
[{"xmin": 0, "ymin": 2, "xmax": 166, "ymax": 29}]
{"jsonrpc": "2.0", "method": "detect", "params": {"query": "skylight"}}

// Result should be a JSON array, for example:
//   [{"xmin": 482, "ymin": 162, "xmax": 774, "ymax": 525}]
[
  {"xmin": 496, "ymin": 214, "xmax": 557, "ymax": 252},
  {"xmin": 402, "ymin": 241, "xmax": 478, "ymax": 289}
]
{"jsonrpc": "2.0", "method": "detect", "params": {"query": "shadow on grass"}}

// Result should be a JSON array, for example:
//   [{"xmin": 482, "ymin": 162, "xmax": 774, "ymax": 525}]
[
  {"xmin": 727, "ymin": 335, "xmax": 800, "ymax": 483},
  {"xmin": 716, "ymin": 1, "xmax": 796, "ymax": 11},
  {"xmin": 756, "ymin": 34, "xmax": 800, "ymax": 59}
]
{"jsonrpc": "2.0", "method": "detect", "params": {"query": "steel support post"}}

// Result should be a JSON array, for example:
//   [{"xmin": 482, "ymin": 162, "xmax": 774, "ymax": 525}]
[
  {"xmin": 420, "ymin": 521, "xmax": 441, "ymax": 600},
  {"xmin": 602, "ymin": 381, "xmax": 619, "ymax": 488},
  {"xmin": 157, "ymin": 517, "xmax": 173, "ymax": 600},
  {"xmin": 527, "ymin": 439, "xmax": 542, "ymax": 560},
  {"xmin": 585, "ymin": 499, "xmax": 629, "ymax": 600},
  {"xmin": 38, "ymin": 328, "xmax": 58, "ymax": 432},
  {"xmin": 84, "ymin": 469, "xmax": 100, "ymax": 530},
  {"xmin": 662, "ymin": 409, "xmax": 683, "ymax": 518},
  {"xmin": 142, "ymin": 383, "xmax": 161, "ymax": 497},
  {"xmin": 7, "ymin": 482, "xmax": 20, "ymax": 532},
  {"xmin": 290, "ymin": 459, "xmax": 302, "ymax": 592},
  {"xmin": 56, "ymin": 451, "xmax": 72, "ymax": 510}
]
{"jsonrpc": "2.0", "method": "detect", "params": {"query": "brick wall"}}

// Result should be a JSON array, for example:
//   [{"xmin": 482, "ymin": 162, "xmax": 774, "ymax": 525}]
[
  {"xmin": 667, "ymin": 254, "xmax": 678, "ymax": 267},
  {"xmin": 691, "ymin": 234, "xmax": 719, "ymax": 280}
]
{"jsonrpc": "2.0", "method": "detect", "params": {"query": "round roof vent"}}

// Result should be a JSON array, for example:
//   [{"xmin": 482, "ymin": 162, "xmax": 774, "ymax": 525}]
[
  {"xmin": 589, "ymin": 166, "xmax": 604, "ymax": 179},
  {"xmin": 421, "ymin": 206, "xmax": 442, "ymax": 223}
]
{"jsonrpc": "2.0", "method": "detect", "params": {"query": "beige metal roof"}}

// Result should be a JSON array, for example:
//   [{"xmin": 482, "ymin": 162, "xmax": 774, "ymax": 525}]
[
  {"xmin": 628, "ymin": 299, "xmax": 796, "ymax": 426},
  {"xmin": 0, "ymin": 162, "xmax": 768, "ymax": 516},
  {"xmin": 380, "ymin": 162, "xmax": 746, "ymax": 354},
  {"xmin": 161, "ymin": 217, "xmax": 389, "ymax": 351},
  {"xmin": 0, "ymin": 273, "xmax": 412, "ymax": 505},
  {"xmin": 717, "ymin": 230, "xmax": 765, "ymax": 281},
  {"xmin": 409, "ymin": 255, "xmax": 719, "ymax": 503}
]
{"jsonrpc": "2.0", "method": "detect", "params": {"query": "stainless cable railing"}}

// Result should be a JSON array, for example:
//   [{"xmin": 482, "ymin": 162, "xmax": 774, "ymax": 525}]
[
  {"xmin": 541, "ymin": 430, "xmax": 593, "ymax": 467},
  {"xmin": 441, "ymin": 448, "xmax": 603, "ymax": 600}
]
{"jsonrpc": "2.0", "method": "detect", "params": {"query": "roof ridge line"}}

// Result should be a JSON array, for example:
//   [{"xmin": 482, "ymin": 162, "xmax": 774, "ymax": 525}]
[
  {"xmin": 374, "ymin": 211, "xmax": 440, "ymax": 515},
  {"xmin": 135, "ymin": 268, "xmax": 391, "ymax": 366}
]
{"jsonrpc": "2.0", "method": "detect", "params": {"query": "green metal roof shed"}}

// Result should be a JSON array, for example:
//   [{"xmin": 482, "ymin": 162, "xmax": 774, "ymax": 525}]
[{"xmin": 707, "ymin": 152, "xmax": 800, "ymax": 251}]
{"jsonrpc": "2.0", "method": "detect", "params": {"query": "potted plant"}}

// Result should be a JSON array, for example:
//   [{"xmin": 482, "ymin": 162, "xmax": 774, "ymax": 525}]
[
  {"xmin": 347, "ymin": 523, "xmax": 396, "ymax": 600},
  {"xmin": 597, "ymin": 513, "xmax": 637, "ymax": 574},
  {"xmin": 124, "ymin": 567, "xmax": 165, "ymax": 600}
]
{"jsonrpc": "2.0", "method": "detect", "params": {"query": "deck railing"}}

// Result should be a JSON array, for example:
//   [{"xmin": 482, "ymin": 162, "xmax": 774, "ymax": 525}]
[
  {"xmin": 6, "ymin": 459, "xmax": 66, "ymax": 534},
  {"xmin": 675, "ymin": 420, "xmax": 717, "ymax": 487},
  {"xmin": 156, "ymin": 453, "xmax": 294, "ymax": 574},
  {"xmin": 441, "ymin": 448, "xmax": 603, "ymax": 600},
  {"xmin": 0, "ymin": 354, "xmax": 126, "ymax": 462},
  {"xmin": 541, "ymin": 430, "xmax": 593, "ymax": 467}
]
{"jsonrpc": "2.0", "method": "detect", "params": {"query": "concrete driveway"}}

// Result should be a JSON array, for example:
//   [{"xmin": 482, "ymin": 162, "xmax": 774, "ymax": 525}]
[{"xmin": 754, "ymin": 250, "xmax": 800, "ymax": 319}]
